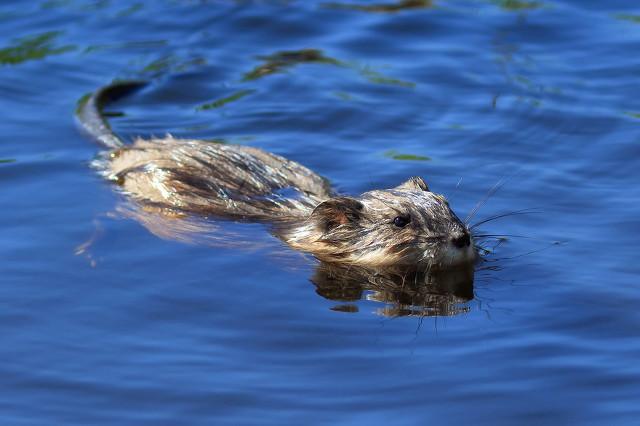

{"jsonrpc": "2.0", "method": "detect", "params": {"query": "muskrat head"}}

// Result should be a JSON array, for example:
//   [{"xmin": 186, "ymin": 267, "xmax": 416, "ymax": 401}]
[{"xmin": 284, "ymin": 177, "xmax": 476, "ymax": 269}]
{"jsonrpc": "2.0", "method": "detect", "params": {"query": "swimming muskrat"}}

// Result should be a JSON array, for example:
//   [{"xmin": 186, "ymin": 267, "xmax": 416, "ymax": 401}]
[{"xmin": 78, "ymin": 81, "xmax": 476, "ymax": 269}]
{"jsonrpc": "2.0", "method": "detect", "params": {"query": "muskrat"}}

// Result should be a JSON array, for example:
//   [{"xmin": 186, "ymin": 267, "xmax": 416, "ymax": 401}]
[{"xmin": 77, "ymin": 81, "xmax": 476, "ymax": 269}]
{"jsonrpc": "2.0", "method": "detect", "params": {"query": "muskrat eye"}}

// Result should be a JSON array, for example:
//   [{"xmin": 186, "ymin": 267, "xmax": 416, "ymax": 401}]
[{"xmin": 393, "ymin": 215, "xmax": 411, "ymax": 228}]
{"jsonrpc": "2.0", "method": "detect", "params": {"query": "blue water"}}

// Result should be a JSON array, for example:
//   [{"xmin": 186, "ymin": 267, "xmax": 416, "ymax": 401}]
[{"xmin": 2, "ymin": 0, "xmax": 640, "ymax": 424}]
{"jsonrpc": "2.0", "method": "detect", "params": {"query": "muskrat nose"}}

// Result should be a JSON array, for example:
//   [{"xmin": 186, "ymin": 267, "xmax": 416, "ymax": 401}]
[{"xmin": 452, "ymin": 232, "xmax": 471, "ymax": 248}]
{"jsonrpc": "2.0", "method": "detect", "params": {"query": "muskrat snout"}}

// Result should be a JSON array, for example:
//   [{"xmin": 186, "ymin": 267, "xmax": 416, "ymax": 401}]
[{"xmin": 451, "ymin": 231, "xmax": 471, "ymax": 249}]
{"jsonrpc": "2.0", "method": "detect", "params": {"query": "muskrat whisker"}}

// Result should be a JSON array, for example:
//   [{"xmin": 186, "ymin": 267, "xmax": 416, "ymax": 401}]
[
  {"xmin": 474, "ymin": 237, "xmax": 505, "ymax": 254},
  {"xmin": 475, "ymin": 264, "xmax": 502, "ymax": 272},
  {"xmin": 485, "ymin": 241, "xmax": 561, "ymax": 262},
  {"xmin": 474, "ymin": 245, "xmax": 493, "ymax": 255},
  {"xmin": 473, "ymin": 235, "xmax": 509, "ymax": 242},
  {"xmin": 464, "ymin": 177, "xmax": 508, "ymax": 225},
  {"xmin": 473, "ymin": 234, "xmax": 519, "ymax": 239},
  {"xmin": 473, "ymin": 233, "xmax": 561, "ymax": 245},
  {"xmin": 455, "ymin": 176, "xmax": 463, "ymax": 189},
  {"xmin": 446, "ymin": 176, "xmax": 465, "ymax": 204},
  {"xmin": 470, "ymin": 208, "xmax": 541, "ymax": 230},
  {"xmin": 491, "ymin": 238, "xmax": 507, "ymax": 251}
]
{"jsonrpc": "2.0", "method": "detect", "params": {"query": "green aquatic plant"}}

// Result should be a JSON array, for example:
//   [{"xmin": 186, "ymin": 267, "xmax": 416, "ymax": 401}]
[
  {"xmin": 0, "ymin": 158, "xmax": 16, "ymax": 164},
  {"xmin": 333, "ymin": 91, "xmax": 355, "ymax": 101},
  {"xmin": 196, "ymin": 89, "xmax": 256, "ymax": 111},
  {"xmin": 244, "ymin": 48, "xmax": 415, "ymax": 88},
  {"xmin": 357, "ymin": 66, "xmax": 415, "ymax": 88},
  {"xmin": 624, "ymin": 111, "xmax": 640, "ymax": 119},
  {"xmin": 615, "ymin": 14, "xmax": 640, "ymax": 24},
  {"xmin": 243, "ymin": 49, "xmax": 340, "ymax": 81},
  {"xmin": 492, "ymin": 0, "xmax": 542, "ymax": 11},
  {"xmin": 384, "ymin": 150, "xmax": 431, "ymax": 161},
  {"xmin": 0, "ymin": 31, "xmax": 75, "ymax": 66},
  {"xmin": 141, "ymin": 55, "xmax": 206, "ymax": 75},
  {"xmin": 323, "ymin": 0, "xmax": 432, "ymax": 13}
]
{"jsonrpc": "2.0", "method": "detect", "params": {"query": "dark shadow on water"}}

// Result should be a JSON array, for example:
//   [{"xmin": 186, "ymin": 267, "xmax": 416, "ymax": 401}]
[
  {"xmin": 243, "ymin": 49, "xmax": 341, "ymax": 81},
  {"xmin": 0, "ymin": 31, "xmax": 75, "ymax": 66},
  {"xmin": 242, "ymin": 48, "xmax": 415, "ymax": 88}
]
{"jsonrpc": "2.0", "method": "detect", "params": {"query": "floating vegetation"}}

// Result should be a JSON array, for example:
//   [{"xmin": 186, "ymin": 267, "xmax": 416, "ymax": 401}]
[
  {"xmin": 333, "ymin": 91, "xmax": 355, "ymax": 101},
  {"xmin": 244, "ymin": 48, "xmax": 415, "ymax": 88},
  {"xmin": 624, "ymin": 111, "xmax": 640, "ymax": 119},
  {"xmin": 243, "ymin": 49, "xmax": 340, "ymax": 81},
  {"xmin": 384, "ymin": 150, "xmax": 431, "ymax": 161},
  {"xmin": 323, "ymin": 0, "xmax": 432, "ymax": 13},
  {"xmin": 492, "ymin": 0, "xmax": 542, "ymax": 11},
  {"xmin": 615, "ymin": 14, "xmax": 640, "ymax": 24},
  {"xmin": 0, "ymin": 158, "xmax": 16, "ymax": 164},
  {"xmin": 356, "ymin": 66, "xmax": 415, "ymax": 88},
  {"xmin": 0, "ymin": 31, "xmax": 75, "ymax": 66},
  {"xmin": 140, "ymin": 55, "xmax": 206, "ymax": 76},
  {"xmin": 196, "ymin": 89, "xmax": 256, "ymax": 111}
]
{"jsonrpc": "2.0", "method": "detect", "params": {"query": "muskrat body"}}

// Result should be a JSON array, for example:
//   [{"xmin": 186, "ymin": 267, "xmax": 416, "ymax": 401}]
[
  {"xmin": 78, "ymin": 81, "xmax": 475, "ymax": 269},
  {"xmin": 104, "ymin": 137, "xmax": 332, "ymax": 220}
]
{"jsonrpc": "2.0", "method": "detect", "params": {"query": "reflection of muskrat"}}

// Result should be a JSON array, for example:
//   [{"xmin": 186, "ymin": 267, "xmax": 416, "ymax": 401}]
[
  {"xmin": 78, "ymin": 81, "xmax": 476, "ymax": 269},
  {"xmin": 312, "ymin": 262, "xmax": 474, "ymax": 317}
]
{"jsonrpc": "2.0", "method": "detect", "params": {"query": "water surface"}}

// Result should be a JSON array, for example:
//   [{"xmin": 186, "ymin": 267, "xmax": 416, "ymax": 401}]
[{"xmin": 1, "ymin": 0, "xmax": 640, "ymax": 424}]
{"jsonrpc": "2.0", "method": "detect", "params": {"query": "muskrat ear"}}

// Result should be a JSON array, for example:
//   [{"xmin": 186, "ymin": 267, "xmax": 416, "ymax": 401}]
[
  {"xmin": 311, "ymin": 197, "xmax": 364, "ymax": 231},
  {"xmin": 394, "ymin": 176, "xmax": 430, "ymax": 192}
]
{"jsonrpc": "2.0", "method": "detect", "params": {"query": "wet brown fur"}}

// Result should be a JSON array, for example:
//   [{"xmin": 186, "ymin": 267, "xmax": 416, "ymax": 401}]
[
  {"xmin": 95, "ymin": 137, "xmax": 474, "ymax": 268},
  {"xmin": 81, "ymin": 82, "xmax": 475, "ymax": 269}
]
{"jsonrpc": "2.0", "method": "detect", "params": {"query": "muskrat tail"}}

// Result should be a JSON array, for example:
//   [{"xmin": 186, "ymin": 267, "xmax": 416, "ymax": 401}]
[{"xmin": 76, "ymin": 80, "xmax": 149, "ymax": 149}]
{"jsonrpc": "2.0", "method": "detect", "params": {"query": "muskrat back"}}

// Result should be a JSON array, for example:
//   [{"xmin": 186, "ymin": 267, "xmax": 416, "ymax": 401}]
[
  {"xmin": 78, "ymin": 81, "xmax": 476, "ymax": 269},
  {"xmin": 102, "ymin": 137, "xmax": 332, "ymax": 220}
]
